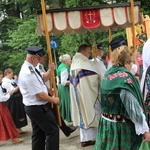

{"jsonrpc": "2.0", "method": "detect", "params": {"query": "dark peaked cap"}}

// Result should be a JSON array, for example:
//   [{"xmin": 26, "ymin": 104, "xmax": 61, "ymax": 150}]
[
  {"xmin": 97, "ymin": 43, "xmax": 103, "ymax": 50},
  {"xmin": 26, "ymin": 46, "xmax": 44, "ymax": 57},
  {"xmin": 109, "ymin": 36, "xmax": 127, "ymax": 51}
]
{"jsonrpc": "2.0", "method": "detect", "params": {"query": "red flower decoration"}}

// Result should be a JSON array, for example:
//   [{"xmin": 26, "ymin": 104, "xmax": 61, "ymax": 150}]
[{"xmin": 127, "ymin": 78, "xmax": 132, "ymax": 84}]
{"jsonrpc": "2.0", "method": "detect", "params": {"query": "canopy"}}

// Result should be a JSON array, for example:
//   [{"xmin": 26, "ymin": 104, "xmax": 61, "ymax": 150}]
[{"xmin": 37, "ymin": 2, "xmax": 141, "ymax": 35}]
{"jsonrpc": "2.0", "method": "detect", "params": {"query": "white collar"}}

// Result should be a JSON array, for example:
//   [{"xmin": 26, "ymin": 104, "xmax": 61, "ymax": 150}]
[{"xmin": 97, "ymin": 56, "xmax": 102, "ymax": 60}]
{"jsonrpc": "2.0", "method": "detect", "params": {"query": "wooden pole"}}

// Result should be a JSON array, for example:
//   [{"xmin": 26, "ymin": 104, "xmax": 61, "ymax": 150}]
[
  {"xmin": 126, "ymin": 27, "xmax": 133, "ymax": 48},
  {"xmin": 130, "ymin": 0, "xmax": 136, "ymax": 54},
  {"xmin": 144, "ymin": 15, "xmax": 150, "ymax": 39},
  {"xmin": 41, "ymin": 0, "xmax": 62, "ymax": 126},
  {"xmin": 108, "ymin": 28, "xmax": 112, "ymax": 59}
]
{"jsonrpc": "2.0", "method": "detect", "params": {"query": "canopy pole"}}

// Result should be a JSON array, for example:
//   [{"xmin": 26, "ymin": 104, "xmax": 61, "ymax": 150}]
[
  {"xmin": 130, "ymin": 0, "xmax": 136, "ymax": 53},
  {"xmin": 41, "ymin": 0, "xmax": 62, "ymax": 126},
  {"xmin": 108, "ymin": 28, "xmax": 112, "ymax": 59}
]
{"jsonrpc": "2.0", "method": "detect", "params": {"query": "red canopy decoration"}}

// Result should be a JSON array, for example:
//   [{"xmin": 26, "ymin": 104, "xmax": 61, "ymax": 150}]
[{"xmin": 37, "ymin": 2, "xmax": 141, "ymax": 35}]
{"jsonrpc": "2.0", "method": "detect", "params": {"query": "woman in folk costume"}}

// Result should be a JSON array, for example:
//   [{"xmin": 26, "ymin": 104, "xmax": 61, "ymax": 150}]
[
  {"xmin": 57, "ymin": 54, "xmax": 72, "ymax": 122},
  {"xmin": 0, "ymin": 71, "xmax": 23, "ymax": 144},
  {"xmin": 2, "ymin": 68, "xmax": 28, "ymax": 134},
  {"xmin": 70, "ymin": 44, "xmax": 102, "ymax": 147},
  {"xmin": 94, "ymin": 45, "xmax": 150, "ymax": 150}
]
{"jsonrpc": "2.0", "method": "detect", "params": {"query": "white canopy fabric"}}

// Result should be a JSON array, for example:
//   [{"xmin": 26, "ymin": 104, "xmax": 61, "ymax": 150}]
[{"xmin": 37, "ymin": 2, "xmax": 142, "ymax": 35}]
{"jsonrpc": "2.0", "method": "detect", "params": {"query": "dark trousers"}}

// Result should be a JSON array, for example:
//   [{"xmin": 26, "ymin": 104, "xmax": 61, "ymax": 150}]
[
  {"xmin": 25, "ymin": 103, "xmax": 59, "ymax": 150},
  {"xmin": 50, "ymin": 104, "xmax": 70, "ymax": 136},
  {"xmin": 50, "ymin": 103, "xmax": 71, "ymax": 136}
]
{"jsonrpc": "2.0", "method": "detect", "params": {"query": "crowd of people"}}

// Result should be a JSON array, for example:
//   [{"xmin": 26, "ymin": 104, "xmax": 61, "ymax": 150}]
[{"xmin": 0, "ymin": 36, "xmax": 150, "ymax": 150}]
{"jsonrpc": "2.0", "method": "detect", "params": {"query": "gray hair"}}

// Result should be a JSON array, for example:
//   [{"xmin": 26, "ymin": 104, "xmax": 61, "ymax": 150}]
[{"xmin": 59, "ymin": 54, "xmax": 71, "ymax": 63}]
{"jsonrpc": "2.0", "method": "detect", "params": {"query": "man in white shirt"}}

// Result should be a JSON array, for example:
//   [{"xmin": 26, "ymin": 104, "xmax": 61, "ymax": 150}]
[
  {"xmin": 18, "ymin": 46, "xmax": 59, "ymax": 150},
  {"xmin": 36, "ymin": 53, "xmax": 77, "ymax": 137},
  {"xmin": 36, "ymin": 53, "xmax": 51, "ymax": 89},
  {"xmin": 96, "ymin": 43, "xmax": 107, "ymax": 79}
]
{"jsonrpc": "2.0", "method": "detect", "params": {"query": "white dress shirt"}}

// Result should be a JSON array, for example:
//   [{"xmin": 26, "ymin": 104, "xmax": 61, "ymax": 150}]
[
  {"xmin": 36, "ymin": 63, "xmax": 50, "ymax": 89},
  {"xmin": 18, "ymin": 61, "xmax": 48, "ymax": 106},
  {"xmin": 92, "ymin": 56, "xmax": 107, "ymax": 79}
]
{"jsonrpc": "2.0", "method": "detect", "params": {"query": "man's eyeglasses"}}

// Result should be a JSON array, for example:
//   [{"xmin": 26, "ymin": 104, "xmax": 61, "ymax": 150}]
[{"xmin": 34, "ymin": 54, "xmax": 41, "ymax": 60}]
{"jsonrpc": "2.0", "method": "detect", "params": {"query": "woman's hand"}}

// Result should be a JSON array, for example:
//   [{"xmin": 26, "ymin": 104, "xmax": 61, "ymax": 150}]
[
  {"xmin": 6, "ymin": 90, "xmax": 13, "ymax": 96},
  {"xmin": 143, "ymin": 132, "xmax": 150, "ymax": 142}
]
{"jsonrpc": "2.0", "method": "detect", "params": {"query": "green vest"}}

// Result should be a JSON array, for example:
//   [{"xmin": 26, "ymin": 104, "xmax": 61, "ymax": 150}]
[
  {"xmin": 57, "ymin": 63, "xmax": 70, "ymax": 81},
  {"xmin": 101, "ymin": 65, "xmax": 147, "ymax": 119}
]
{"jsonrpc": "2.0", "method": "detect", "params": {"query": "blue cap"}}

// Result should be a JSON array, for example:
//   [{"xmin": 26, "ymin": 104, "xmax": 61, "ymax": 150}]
[
  {"xmin": 97, "ymin": 43, "xmax": 103, "ymax": 50},
  {"xmin": 26, "ymin": 46, "xmax": 44, "ymax": 57},
  {"xmin": 109, "ymin": 36, "xmax": 127, "ymax": 51}
]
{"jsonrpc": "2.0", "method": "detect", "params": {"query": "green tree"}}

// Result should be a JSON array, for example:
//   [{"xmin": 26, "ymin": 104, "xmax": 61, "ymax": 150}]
[
  {"xmin": 0, "ymin": 0, "xmax": 150, "ymax": 73},
  {"xmin": 0, "ymin": 17, "xmax": 46, "ymax": 73}
]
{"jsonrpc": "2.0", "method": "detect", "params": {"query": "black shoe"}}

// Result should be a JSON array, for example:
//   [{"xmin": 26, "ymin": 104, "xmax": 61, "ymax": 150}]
[
  {"xmin": 65, "ymin": 126, "xmax": 77, "ymax": 137},
  {"xmin": 81, "ymin": 140, "xmax": 95, "ymax": 147}
]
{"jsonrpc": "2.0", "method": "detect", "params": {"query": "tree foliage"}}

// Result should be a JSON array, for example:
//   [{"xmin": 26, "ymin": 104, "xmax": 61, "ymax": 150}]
[{"xmin": 0, "ymin": 0, "xmax": 150, "ymax": 74}]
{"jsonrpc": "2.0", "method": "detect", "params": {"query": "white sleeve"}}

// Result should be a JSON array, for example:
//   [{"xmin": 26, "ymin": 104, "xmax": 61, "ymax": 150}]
[
  {"xmin": 143, "ymin": 41, "xmax": 150, "ymax": 70},
  {"xmin": 60, "ymin": 69, "xmax": 68, "ymax": 86},
  {"xmin": 107, "ymin": 60, "xmax": 112, "ymax": 70},
  {"xmin": 98, "ymin": 61, "xmax": 107, "ymax": 79},
  {"xmin": 2, "ymin": 80, "xmax": 15, "ymax": 93},
  {"xmin": 0, "ymin": 88, "xmax": 10, "ymax": 102},
  {"xmin": 130, "ymin": 64, "xmax": 138, "ymax": 75},
  {"xmin": 120, "ymin": 89, "xmax": 149, "ymax": 135}
]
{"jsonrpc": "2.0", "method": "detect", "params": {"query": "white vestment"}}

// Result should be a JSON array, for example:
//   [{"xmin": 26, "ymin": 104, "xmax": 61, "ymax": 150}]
[{"xmin": 70, "ymin": 53, "xmax": 101, "ymax": 142}]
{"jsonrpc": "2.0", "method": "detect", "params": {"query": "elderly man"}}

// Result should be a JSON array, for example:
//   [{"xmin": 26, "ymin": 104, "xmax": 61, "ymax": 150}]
[{"xmin": 18, "ymin": 46, "xmax": 59, "ymax": 150}]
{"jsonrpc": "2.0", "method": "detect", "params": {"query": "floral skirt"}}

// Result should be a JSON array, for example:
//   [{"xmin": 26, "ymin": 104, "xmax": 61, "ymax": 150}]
[
  {"xmin": 0, "ymin": 103, "xmax": 19, "ymax": 141},
  {"xmin": 94, "ymin": 117, "xmax": 142, "ymax": 150}
]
